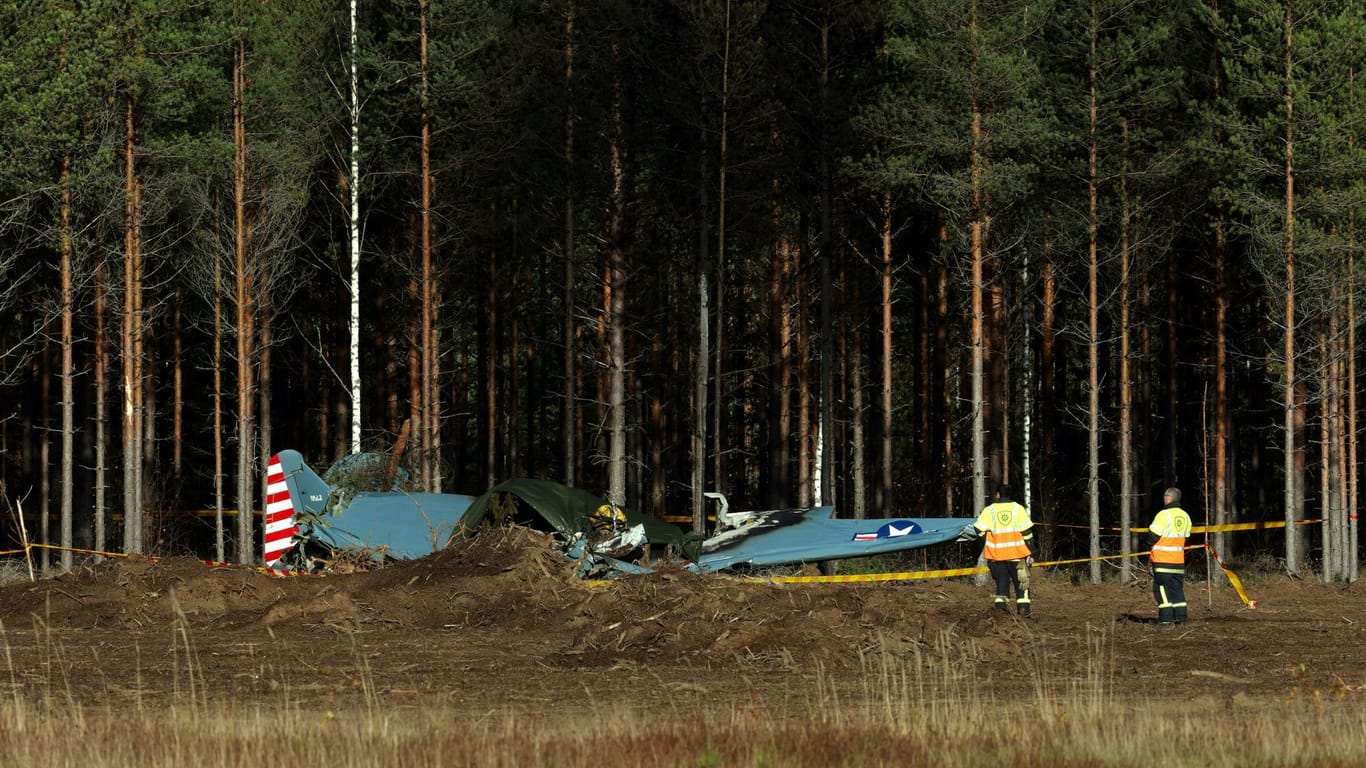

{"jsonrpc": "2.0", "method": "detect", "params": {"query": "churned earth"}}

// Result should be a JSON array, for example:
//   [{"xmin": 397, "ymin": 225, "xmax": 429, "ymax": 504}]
[{"xmin": 0, "ymin": 527, "xmax": 1359, "ymax": 716}]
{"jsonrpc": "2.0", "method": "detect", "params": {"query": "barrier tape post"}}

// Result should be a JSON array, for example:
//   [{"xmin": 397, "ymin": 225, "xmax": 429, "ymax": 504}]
[{"xmin": 15, "ymin": 496, "xmax": 34, "ymax": 583}]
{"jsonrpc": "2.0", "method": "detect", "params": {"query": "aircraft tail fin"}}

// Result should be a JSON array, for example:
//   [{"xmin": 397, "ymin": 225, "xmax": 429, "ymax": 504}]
[{"xmin": 264, "ymin": 450, "xmax": 331, "ymax": 566}]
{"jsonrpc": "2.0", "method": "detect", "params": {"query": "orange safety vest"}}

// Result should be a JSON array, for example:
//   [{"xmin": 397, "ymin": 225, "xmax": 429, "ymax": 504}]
[
  {"xmin": 974, "ymin": 501, "xmax": 1033, "ymax": 561},
  {"xmin": 1149, "ymin": 505, "xmax": 1192, "ymax": 567}
]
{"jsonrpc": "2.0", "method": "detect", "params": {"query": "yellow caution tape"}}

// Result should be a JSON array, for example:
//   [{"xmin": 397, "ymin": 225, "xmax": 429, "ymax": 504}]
[
  {"xmin": 25, "ymin": 543, "xmax": 117, "ymax": 558},
  {"xmin": 1052, "ymin": 519, "xmax": 1322, "ymax": 534},
  {"xmin": 1203, "ymin": 543, "xmax": 1257, "ymax": 608},
  {"xmin": 9, "ymin": 534, "xmax": 1260, "ymax": 601},
  {"xmin": 751, "ymin": 543, "xmax": 1258, "ymax": 611},
  {"xmin": 1192, "ymin": 519, "xmax": 1319, "ymax": 534},
  {"xmin": 13, "ymin": 543, "xmax": 308, "ymax": 577}
]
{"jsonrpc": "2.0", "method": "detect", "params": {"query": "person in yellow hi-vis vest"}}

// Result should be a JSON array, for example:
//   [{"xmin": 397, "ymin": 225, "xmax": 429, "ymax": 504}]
[
  {"xmin": 1148, "ymin": 487, "xmax": 1192, "ymax": 625},
  {"xmin": 962, "ymin": 484, "xmax": 1034, "ymax": 618}
]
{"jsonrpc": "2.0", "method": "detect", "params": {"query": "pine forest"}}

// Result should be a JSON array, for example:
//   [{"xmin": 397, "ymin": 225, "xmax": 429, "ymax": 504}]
[{"xmin": 0, "ymin": 0, "xmax": 1363, "ymax": 581}]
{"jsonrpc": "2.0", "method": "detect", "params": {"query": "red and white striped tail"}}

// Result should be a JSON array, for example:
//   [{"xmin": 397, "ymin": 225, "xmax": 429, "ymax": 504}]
[{"xmin": 263, "ymin": 454, "xmax": 300, "ymax": 566}]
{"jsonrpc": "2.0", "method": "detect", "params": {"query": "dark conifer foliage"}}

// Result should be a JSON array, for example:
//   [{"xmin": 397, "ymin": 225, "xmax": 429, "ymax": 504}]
[{"xmin": 0, "ymin": 0, "xmax": 1362, "ymax": 577}]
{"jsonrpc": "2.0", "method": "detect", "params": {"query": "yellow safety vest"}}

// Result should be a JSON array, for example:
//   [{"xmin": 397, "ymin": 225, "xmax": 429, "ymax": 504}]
[
  {"xmin": 974, "ymin": 501, "xmax": 1033, "ymax": 561},
  {"xmin": 1149, "ymin": 505, "xmax": 1192, "ymax": 566}
]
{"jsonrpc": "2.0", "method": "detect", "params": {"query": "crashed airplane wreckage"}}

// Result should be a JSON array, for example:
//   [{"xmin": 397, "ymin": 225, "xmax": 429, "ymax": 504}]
[{"xmin": 263, "ymin": 450, "xmax": 973, "ymax": 577}]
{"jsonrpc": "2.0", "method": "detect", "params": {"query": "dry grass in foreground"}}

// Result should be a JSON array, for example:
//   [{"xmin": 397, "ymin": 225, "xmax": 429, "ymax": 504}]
[
  {"xmin": 0, "ymin": 693, "xmax": 1363, "ymax": 767},
  {"xmin": 2, "ymin": 633, "xmax": 1364, "ymax": 768}
]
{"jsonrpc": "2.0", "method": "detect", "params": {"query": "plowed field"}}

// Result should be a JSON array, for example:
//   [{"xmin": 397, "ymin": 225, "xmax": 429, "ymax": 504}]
[{"xmin": 0, "ymin": 528, "xmax": 1359, "ymax": 716}]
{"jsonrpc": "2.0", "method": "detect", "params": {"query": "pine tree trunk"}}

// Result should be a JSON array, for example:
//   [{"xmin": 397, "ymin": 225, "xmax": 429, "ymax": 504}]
[
  {"xmin": 1282, "ymin": 3, "xmax": 1304, "ymax": 575},
  {"xmin": 692, "ymin": 133, "xmax": 710, "ymax": 530},
  {"xmin": 847, "ymin": 241, "xmax": 866, "ymax": 520},
  {"xmin": 1087, "ymin": 15, "xmax": 1102, "ymax": 584},
  {"xmin": 419, "ymin": 0, "xmax": 440, "ymax": 491},
  {"xmin": 259, "ymin": 310, "xmax": 273, "ymax": 525},
  {"xmin": 989, "ymin": 279, "xmax": 1007, "ymax": 486},
  {"xmin": 234, "ymin": 38, "xmax": 255, "ymax": 564},
  {"xmin": 767, "ymin": 180, "xmax": 793, "ymax": 508},
  {"xmin": 1348, "ymin": 211, "xmax": 1359, "ymax": 581},
  {"xmin": 939, "ymin": 254, "xmax": 956, "ymax": 516},
  {"xmin": 1319, "ymin": 328, "xmax": 1330, "ymax": 577},
  {"xmin": 605, "ymin": 43, "xmax": 627, "ymax": 507},
  {"xmin": 142, "ymin": 298, "xmax": 155, "ymax": 507},
  {"xmin": 918, "ymin": 238, "xmax": 932, "ymax": 508},
  {"xmin": 409, "ymin": 273, "xmax": 422, "ymax": 478},
  {"xmin": 649, "ymin": 306, "xmax": 667, "ymax": 515},
  {"xmin": 1020, "ymin": 259, "xmax": 1033, "ymax": 526},
  {"xmin": 711, "ymin": 117, "xmax": 728, "ymax": 500},
  {"xmin": 969, "ymin": 240, "xmax": 985, "ymax": 512},
  {"xmin": 214, "ymin": 249, "xmax": 225, "ymax": 562},
  {"xmin": 692, "ymin": 190, "xmax": 710, "ymax": 530},
  {"xmin": 40, "ymin": 341, "xmax": 51, "ymax": 573},
  {"xmin": 122, "ymin": 96, "xmax": 144, "ymax": 555},
  {"xmin": 1119, "ymin": 118, "xmax": 1134, "ymax": 584},
  {"xmin": 1214, "ymin": 228, "xmax": 1231, "ymax": 576},
  {"xmin": 60, "ymin": 154, "xmax": 74, "ymax": 571},
  {"xmin": 484, "ymin": 227, "xmax": 499, "ymax": 489},
  {"xmin": 1208, "ymin": 0, "xmax": 1230, "ymax": 574},
  {"xmin": 714, "ymin": 0, "xmax": 732, "ymax": 511},
  {"xmin": 508, "ymin": 220, "xmax": 523, "ymax": 478},
  {"xmin": 1039, "ymin": 234, "xmax": 1057, "ymax": 553},
  {"xmin": 817, "ymin": 15, "xmax": 834, "ymax": 507},
  {"xmin": 173, "ymin": 284, "xmax": 183, "ymax": 479},
  {"xmin": 95, "ymin": 251, "xmax": 109, "ymax": 556},
  {"xmin": 879, "ymin": 192, "xmax": 894, "ymax": 517},
  {"xmin": 1166, "ymin": 256, "xmax": 1178, "ymax": 486},
  {"xmin": 969, "ymin": 54, "xmax": 987, "ymax": 515},
  {"xmin": 797, "ymin": 246, "xmax": 812, "ymax": 509},
  {"xmin": 1330, "ymin": 305, "xmax": 1346, "ymax": 579},
  {"xmin": 563, "ymin": 0, "xmax": 579, "ymax": 489}
]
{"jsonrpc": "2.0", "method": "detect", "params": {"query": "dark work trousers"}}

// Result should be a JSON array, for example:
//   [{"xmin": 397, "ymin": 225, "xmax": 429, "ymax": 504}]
[
  {"xmin": 1153, "ymin": 568, "xmax": 1187, "ymax": 624},
  {"xmin": 988, "ymin": 559, "xmax": 1031, "ymax": 616}
]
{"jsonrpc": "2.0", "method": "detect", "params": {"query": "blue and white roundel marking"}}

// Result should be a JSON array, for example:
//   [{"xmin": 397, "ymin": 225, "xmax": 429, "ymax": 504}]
[{"xmin": 852, "ymin": 520, "xmax": 923, "ymax": 541}]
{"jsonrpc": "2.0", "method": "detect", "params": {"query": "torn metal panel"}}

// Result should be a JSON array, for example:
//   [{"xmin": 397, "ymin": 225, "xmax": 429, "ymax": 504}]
[
  {"xmin": 266, "ymin": 450, "xmax": 476, "ymax": 564},
  {"xmin": 265, "ymin": 450, "xmax": 971, "ymax": 577}
]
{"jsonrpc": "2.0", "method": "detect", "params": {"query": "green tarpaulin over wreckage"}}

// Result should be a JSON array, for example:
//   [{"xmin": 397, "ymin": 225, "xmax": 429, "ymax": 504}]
[{"xmin": 456, "ymin": 478, "xmax": 704, "ymax": 562}]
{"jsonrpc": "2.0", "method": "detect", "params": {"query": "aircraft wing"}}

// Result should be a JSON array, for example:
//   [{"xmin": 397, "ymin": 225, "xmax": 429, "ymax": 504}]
[
  {"xmin": 311, "ymin": 491, "xmax": 476, "ymax": 560},
  {"xmin": 692, "ymin": 506, "xmax": 974, "ymax": 572}
]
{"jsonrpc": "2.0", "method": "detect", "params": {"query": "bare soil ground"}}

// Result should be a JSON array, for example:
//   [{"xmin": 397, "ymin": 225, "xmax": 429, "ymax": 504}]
[{"xmin": 0, "ymin": 527, "xmax": 1361, "ymax": 716}]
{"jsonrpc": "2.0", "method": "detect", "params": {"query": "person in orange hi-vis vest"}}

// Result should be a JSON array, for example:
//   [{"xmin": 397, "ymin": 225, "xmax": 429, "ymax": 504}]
[
  {"xmin": 1148, "ymin": 487, "xmax": 1192, "ymax": 625},
  {"xmin": 962, "ymin": 484, "xmax": 1035, "ymax": 618}
]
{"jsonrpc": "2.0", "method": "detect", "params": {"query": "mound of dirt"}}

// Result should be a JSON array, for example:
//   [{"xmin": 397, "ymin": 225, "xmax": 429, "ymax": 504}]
[
  {"xmin": 1, "ymin": 526, "xmax": 1363, "ymax": 714},
  {"xmin": 0, "ymin": 526, "xmax": 597, "ymax": 633}
]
